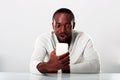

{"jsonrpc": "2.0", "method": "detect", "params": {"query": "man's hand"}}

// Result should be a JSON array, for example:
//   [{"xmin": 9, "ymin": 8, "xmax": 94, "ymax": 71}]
[
  {"xmin": 47, "ymin": 49, "xmax": 70, "ymax": 72},
  {"xmin": 37, "ymin": 49, "xmax": 70, "ymax": 73}
]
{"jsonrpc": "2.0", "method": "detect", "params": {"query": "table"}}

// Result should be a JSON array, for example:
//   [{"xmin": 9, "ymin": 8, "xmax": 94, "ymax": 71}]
[{"xmin": 0, "ymin": 72, "xmax": 120, "ymax": 80}]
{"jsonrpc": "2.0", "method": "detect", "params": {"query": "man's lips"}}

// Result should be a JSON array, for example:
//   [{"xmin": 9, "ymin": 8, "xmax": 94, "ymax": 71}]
[{"xmin": 59, "ymin": 34, "xmax": 67, "ymax": 40}]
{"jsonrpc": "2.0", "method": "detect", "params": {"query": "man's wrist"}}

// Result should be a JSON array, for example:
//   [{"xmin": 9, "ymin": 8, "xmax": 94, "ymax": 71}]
[{"xmin": 62, "ymin": 65, "xmax": 70, "ymax": 73}]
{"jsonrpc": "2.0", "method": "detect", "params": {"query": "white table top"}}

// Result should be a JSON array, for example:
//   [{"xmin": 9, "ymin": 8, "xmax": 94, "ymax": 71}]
[{"xmin": 0, "ymin": 72, "xmax": 120, "ymax": 80}]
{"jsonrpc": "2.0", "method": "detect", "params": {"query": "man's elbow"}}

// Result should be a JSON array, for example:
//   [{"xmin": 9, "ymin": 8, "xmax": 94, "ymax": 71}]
[{"xmin": 91, "ymin": 60, "xmax": 100, "ymax": 73}]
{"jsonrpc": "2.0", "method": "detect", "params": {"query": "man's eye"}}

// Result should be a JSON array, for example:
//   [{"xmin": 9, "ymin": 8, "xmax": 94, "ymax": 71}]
[
  {"xmin": 65, "ymin": 24, "xmax": 71, "ymax": 28},
  {"xmin": 56, "ymin": 24, "xmax": 61, "ymax": 28}
]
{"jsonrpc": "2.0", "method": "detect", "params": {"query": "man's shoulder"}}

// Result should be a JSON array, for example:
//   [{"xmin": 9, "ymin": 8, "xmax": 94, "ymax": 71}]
[
  {"xmin": 73, "ymin": 30, "xmax": 90, "ymax": 38},
  {"xmin": 36, "ymin": 31, "xmax": 53, "ymax": 40},
  {"xmin": 72, "ymin": 30, "xmax": 93, "ymax": 42}
]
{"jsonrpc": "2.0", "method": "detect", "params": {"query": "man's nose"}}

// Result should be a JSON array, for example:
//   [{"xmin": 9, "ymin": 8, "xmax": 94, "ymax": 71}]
[{"xmin": 61, "ymin": 26, "xmax": 66, "ymax": 32}]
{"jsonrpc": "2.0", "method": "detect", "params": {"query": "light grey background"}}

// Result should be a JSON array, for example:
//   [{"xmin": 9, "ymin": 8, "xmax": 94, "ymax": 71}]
[{"xmin": 0, "ymin": 0, "xmax": 120, "ymax": 73}]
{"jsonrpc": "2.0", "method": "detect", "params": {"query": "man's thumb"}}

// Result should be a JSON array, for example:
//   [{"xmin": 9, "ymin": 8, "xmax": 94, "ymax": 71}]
[{"xmin": 51, "ymin": 49, "xmax": 56, "ymax": 55}]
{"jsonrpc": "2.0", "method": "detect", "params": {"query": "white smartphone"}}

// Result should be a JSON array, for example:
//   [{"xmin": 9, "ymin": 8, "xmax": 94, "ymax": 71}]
[{"xmin": 56, "ymin": 43, "xmax": 68, "ymax": 56}]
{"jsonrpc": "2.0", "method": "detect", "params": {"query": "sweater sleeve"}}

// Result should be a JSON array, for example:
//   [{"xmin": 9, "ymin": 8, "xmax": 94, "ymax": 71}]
[
  {"xmin": 70, "ymin": 39, "xmax": 100, "ymax": 73},
  {"xmin": 29, "ymin": 35, "xmax": 47, "ymax": 74}
]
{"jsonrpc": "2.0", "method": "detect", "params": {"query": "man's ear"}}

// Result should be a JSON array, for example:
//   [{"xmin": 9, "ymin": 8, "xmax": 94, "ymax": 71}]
[
  {"xmin": 73, "ymin": 22, "xmax": 75, "ymax": 29},
  {"xmin": 52, "ymin": 22, "xmax": 54, "ymax": 30}
]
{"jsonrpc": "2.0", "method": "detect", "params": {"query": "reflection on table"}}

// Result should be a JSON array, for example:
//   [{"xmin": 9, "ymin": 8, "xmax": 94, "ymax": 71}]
[
  {"xmin": 0, "ymin": 72, "xmax": 120, "ymax": 80},
  {"xmin": 29, "ymin": 73, "xmax": 120, "ymax": 80}
]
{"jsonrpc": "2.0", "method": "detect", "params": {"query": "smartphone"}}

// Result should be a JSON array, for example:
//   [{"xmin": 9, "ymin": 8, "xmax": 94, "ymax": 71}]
[{"xmin": 56, "ymin": 43, "xmax": 68, "ymax": 56}]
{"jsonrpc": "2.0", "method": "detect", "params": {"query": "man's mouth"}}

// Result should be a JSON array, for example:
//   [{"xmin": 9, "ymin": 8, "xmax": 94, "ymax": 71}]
[{"xmin": 59, "ymin": 34, "xmax": 67, "ymax": 41}]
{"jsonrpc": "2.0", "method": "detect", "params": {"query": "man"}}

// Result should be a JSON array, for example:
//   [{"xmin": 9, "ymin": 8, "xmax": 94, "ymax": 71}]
[{"xmin": 30, "ymin": 8, "xmax": 100, "ymax": 74}]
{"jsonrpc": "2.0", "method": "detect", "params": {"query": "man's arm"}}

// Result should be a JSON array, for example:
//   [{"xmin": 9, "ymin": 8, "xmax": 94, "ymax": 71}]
[
  {"xmin": 70, "ymin": 40, "xmax": 100, "ymax": 73},
  {"xmin": 70, "ymin": 59, "xmax": 100, "ymax": 73},
  {"xmin": 30, "ymin": 35, "xmax": 70, "ymax": 74},
  {"xmin": 30, "ymin": 36, "xmax": 48, "ymax": 74}
]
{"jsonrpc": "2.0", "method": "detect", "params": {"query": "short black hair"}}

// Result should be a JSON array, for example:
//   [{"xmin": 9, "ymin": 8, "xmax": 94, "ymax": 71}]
[{"xmin": 52, "ymin": 8, "xmax": 75, "ymax": 22}]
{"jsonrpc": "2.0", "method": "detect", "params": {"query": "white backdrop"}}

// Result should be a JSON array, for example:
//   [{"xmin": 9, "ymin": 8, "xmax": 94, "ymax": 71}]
[{"xmin": 0, "ymin": 0, "xmax": 120, "ymax": 73}]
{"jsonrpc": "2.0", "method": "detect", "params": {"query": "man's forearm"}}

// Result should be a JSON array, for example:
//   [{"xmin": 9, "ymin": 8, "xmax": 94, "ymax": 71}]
[{"xmin": 70, "ymin": 60, "xmax": 100, "ymax": 73}]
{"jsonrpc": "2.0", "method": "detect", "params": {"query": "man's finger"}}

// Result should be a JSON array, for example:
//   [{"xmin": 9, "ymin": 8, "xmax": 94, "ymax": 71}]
[
  {"xmin": 59, "ymin": 52, "xmax": 69, "ymax": 60},
  {"xmin": 62, "ymin": 61, "xmax": 70, "ymax": 68},
  {"xmin": 61, "ymin": 55, "xmax": 70, "ymax": 63},
  {"xmin": 51, "ymin": 49, "xmax": 56, "ymax": 55},
  {"xmin": 61, "ymin": 61, "xmax": 70, "ymax": 69}
]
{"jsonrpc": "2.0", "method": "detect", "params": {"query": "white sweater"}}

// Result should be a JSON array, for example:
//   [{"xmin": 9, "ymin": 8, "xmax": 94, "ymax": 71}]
[{"xmin": 30, "ymin": 30, "xmax": 100, "ymax": 74}]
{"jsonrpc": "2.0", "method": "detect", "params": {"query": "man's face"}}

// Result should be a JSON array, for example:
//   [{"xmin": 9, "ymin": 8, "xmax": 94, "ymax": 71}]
[{"xmin": 52, "ymin": 13, "xmax": 75, "ymax": 43}]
